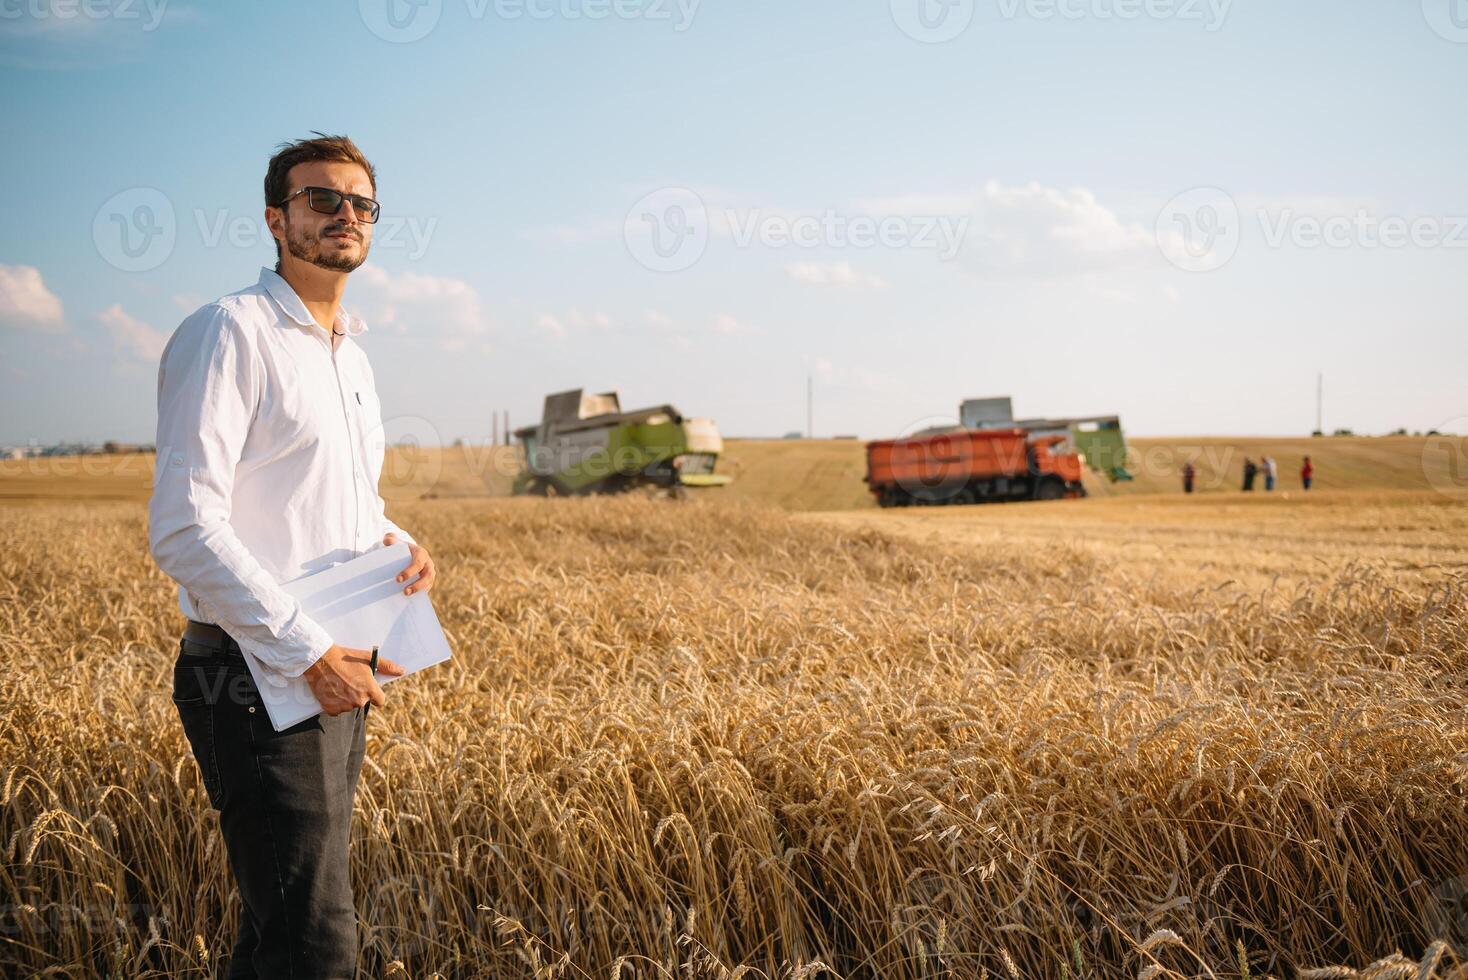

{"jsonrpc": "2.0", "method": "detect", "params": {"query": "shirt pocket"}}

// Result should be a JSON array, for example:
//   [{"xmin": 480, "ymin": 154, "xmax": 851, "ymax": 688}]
[{"xmin": 353, "ymin": 385, "xmax": 387, "ymax": 487}]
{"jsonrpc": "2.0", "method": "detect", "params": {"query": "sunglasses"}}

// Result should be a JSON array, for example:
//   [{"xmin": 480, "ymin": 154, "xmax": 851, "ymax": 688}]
[{"xmin": 274, "ymin": 186, "xmax": 381, "ymax": 224}]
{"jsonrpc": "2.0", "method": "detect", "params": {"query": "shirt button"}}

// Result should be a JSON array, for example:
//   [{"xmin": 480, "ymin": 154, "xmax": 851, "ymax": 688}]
[{"xmin": 248, "ymin": 706, "xmax": 256, "ymax": 713}]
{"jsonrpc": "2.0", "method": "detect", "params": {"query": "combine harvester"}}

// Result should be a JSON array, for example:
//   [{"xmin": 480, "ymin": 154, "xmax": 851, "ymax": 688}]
[
  {"xmin": 512, "ymin": 388, "xmax": 732, "ymax": 498},
  {"xmin": 865, "ymin": 396, "xmax": 1132, "ymax": 508}
]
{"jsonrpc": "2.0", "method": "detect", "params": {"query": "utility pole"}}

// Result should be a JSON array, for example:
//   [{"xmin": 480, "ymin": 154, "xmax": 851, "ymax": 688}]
[
  {"xmin": 1321, "ymin": 372, "xmax": 1332, "ymax": 434},
  {"xmin": 806, "ymin": 372, "xmax": 813, "ymax": 439}
]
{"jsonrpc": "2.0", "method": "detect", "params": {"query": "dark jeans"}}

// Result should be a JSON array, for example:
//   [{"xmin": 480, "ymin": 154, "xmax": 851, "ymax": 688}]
[{"xmin": 172, "ymin": 635, "xmax": 368, "ymax": 979}]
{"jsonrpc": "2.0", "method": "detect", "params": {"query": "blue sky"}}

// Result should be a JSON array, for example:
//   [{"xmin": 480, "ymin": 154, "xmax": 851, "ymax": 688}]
[{"xmin": 2, "ymin": 0, "xmax": 1465, "ymax": 445}]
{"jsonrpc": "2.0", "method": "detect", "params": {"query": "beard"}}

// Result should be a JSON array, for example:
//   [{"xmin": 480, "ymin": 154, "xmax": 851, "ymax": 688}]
[{"xmin": 281, "ymin": 216, "xmax": 369, "ymax": 273}]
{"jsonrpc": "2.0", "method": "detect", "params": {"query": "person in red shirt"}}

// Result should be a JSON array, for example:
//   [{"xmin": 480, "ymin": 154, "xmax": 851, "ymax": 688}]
[{"xmin": 1301, "ymin": 456, "xmax": 1314, "ymax": 490}]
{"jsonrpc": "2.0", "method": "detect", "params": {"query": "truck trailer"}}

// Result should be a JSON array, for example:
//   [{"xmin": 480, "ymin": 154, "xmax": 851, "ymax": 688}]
[{"xmin": 864, "ymin": 427, "xmax": 1086, "ymax": 507}]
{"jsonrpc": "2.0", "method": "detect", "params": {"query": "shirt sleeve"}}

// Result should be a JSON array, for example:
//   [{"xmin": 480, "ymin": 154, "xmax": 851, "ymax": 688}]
[
  {"xmin": 148, "ymin": 305, "xmax": 334, "ymax": 677},
  {"xmin": 380, "ymin": 512, "xmax": 417, "ymax": 547}
]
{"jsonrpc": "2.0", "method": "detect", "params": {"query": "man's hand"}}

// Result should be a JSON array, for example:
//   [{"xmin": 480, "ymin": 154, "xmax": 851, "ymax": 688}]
[
  {"xmin": 384, "ymin": 533, "xmax": 436, "ymax": 596},
  {"xmin": 303, "ymin": 644, "xmax": 405, "ymax": 716}
]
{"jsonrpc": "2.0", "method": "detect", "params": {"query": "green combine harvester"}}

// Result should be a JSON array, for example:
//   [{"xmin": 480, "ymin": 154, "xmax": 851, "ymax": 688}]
[
  {"xmin": 961, "ymin": 397, "xmax": 1134, "ymax": 483},
  {"xmin": 511, "ymin": 388, "xmax": 733, "ymax": 497}
]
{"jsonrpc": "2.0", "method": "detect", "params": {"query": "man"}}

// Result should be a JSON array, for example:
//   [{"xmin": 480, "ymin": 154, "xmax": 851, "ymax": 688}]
[
  {"xmin": 1182, "ymin": 459, "xmax": 1196, "ymax": 494},
  {"xmin": 1242, "ymin": 456, "xmax": 1257, "ymax": 492},
  {"xmin": 1301, "ymin": 455, "xmax": 1314, "ymax": 490},
  {"xmin": 149, "ymin": 134, "xmax": 438, "ymax": 978},
  {"xmin": 1262, "ymin": 454, "xmax": 1277, "ymax": 492}
]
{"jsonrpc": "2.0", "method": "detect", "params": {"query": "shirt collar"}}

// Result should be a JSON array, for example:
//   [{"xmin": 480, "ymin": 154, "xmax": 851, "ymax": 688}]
[{"xmin": 258, "ymin": 266, "xmax": 369, "ymax": 337}]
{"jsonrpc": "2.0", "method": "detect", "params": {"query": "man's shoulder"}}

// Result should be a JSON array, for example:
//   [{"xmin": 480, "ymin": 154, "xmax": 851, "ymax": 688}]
[{"xmin": 172, "ymin": 280, "xmax": 278, "ymax": 345}]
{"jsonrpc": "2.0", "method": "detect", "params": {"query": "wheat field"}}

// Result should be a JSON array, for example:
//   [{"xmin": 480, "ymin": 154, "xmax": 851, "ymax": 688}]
[{"xmin": 3, "ymin": 464, "xmax": 1468, "ymax": 977}]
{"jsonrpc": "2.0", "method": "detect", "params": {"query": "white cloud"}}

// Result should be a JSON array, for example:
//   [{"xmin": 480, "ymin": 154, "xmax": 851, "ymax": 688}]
[
  {"xmin": 535, "ymin": 313, "xmax": 566, "ymax": 339},
  {"xmin": 565, "ymin": 309, "xmax": 613, "ymax": 329},
  {"xmin": 98, "ymin": 304, "xmax": 166, "ymax": 362},
  {"xmin": 349, "ymin": 265, "xmax": 490, "ymax": 348},
  {"xmin": 785, "ymin": 261, "xmax": 889, "ymax": 288},
  {"xmin": 645, "ymin": 309, "xmax": 673, "ymax": 328},
  {"xmin": 711, "ymin": 313, "xmax": 744, "ymax": 335},
  {"xmin": 0, "ymin": 264, "xmax": 65, "ymax": 332},
  {"xmin": 861, "ymin": 180, "xmax": 1158, "ymax": 278}
]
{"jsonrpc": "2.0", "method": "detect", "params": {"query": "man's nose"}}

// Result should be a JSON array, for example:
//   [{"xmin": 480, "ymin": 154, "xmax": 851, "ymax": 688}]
[{"xmin": 334, "ymin": 198, "xmax": 362, "ymax": 225}]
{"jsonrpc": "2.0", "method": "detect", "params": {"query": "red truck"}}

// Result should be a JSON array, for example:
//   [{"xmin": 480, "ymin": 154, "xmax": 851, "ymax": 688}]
[{"xmin": 864, "ymin": 427, "xmax": 1086, "ymax": 507}]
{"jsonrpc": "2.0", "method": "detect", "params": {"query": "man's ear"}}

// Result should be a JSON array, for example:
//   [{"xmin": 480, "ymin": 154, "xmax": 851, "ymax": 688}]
[{"xmin": 264, "ymin": 206, "xmax": 285, "ymax": 247}]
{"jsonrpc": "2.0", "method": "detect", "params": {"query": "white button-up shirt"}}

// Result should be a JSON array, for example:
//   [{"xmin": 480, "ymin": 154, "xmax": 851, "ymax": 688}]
[{"xmin": 149, "ymin": 267, "xmax": 414, "ymax": 678}]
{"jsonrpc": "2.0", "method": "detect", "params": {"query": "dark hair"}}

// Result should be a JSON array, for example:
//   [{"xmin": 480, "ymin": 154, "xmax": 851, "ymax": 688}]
[{"xmin": 264, "ymin": 132, "xmax": 377, "ymax": 262}]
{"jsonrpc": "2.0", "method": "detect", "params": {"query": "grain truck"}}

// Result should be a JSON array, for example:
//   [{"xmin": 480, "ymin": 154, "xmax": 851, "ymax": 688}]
[
  {"xmin": 511, "ymin": 388, "xmax": 732, "ymax": 497},
  {"xmin": 864, "ymin": 426, "xmax": 1086, "ymax": 507}
]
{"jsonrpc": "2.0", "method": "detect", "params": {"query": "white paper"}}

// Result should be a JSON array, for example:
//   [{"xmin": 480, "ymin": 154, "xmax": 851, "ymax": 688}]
[{"xmin": 243, "ymin": 543, "xmax": 452, "ymax": 731}]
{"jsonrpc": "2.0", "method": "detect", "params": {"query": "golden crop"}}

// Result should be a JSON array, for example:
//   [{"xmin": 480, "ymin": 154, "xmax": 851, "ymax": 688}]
[{"xmin": 2, "ymin": 492, "xmax": 1466, "ymax": 978}]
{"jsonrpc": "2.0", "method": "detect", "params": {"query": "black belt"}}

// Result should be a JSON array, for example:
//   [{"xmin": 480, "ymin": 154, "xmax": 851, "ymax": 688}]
[{"xmin": 183, "ymin": 619, "xmax": 243, "ymax": 656}]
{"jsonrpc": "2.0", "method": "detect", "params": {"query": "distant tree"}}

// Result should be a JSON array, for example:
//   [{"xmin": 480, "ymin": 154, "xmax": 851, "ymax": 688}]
[
  {"xmin": 1332, "ymin": 428, "xmax": 1354, "ymax": 436},
  {"xmin": 1310, "ymin": 429, "xmax": 1323, "ymax": 437},
  {"xmin": 1388, "ymin": 427, "xmax": 1408, "ymax": 436}
]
